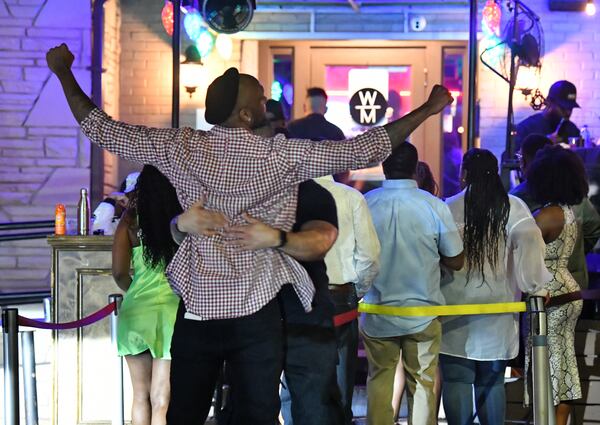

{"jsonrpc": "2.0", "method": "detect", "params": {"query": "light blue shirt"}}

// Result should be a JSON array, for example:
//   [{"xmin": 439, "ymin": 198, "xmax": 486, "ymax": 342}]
[{"xmin": 361, "ymin": 179, "xmax": 463, "ymax": 337}]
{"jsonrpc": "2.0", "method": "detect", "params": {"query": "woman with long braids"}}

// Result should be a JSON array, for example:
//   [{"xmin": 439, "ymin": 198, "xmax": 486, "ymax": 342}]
[
  {"xmin": 439, "ymin": 148, "xmax": 550, "ymax": 425},
  {"xmin": 112, "ymin": 165, "xmax": 182, "ymax": 425},
  {"xmin": 525, "ymin": 146, "xmax": 588, "ymax": 425}
]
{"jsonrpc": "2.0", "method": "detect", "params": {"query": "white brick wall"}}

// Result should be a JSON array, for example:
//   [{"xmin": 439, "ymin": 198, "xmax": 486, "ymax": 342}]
[
  {"xmin": 0, "ymin": 0, "xmax": 91, "ymax": 293},
  {"xmin": 478, "ymin": 0, "xmax": 600, "ymax": 157}
]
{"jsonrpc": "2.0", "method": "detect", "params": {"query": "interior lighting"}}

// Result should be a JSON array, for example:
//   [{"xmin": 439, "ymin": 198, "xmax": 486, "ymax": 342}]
[
  {"xmin": 196, "ymin": 29, "xmax": 215, "ymax": 58},
  {"xmin": 586, "ymin": 0, "xmax": 596, "ymax": 16},
  {"xmin": 215, "ymin": 34, "xmax": 233, "ymax": 60},
  {"xmin": 482, "ymin": 0, "xmax": 502, "ymax": 36},
  {"xmin": 181, "ymin": 45, "xmax": 207, "ymax": 98}
]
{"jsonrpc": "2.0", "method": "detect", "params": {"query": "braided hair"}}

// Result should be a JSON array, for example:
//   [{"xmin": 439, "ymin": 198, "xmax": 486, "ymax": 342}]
[
  {"xmin": 461, "ymin": 148, "xmax": 509, "ymax": 284},
  {"xmin": 129, "ymin": 165, "xmax": 183, "ymax": 269}
]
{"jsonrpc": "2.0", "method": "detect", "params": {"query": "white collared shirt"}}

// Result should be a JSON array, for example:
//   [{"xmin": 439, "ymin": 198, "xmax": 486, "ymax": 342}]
[{"xmin": 315, "ymin": 176, "xmax": 380, "ymax": 296}]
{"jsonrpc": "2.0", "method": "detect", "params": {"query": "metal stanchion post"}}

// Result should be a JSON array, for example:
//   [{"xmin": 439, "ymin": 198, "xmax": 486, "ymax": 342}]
[
  {"xmin": 109, "ymin": 294, "xmax": 124, "ymax": 425},
  {"xmin": 528, "ymin": 296, "xmax": 556, "ymax": 425},
  {"xmin": 3, "ymin": 308, "xmax": 20, "ymax": 425},
  {"xmin": 21, "ymin": 330, "xmax": 39, "ymax": 425},
  {"xmin": 43, "ymin": 297, "xmax": 52, "ymax": 322}
]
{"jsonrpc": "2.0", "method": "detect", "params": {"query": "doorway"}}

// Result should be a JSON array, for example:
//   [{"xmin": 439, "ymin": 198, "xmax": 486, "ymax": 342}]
[{"xmin": 258, "ymin": 40, "xmax": 467, "ymax": 195}]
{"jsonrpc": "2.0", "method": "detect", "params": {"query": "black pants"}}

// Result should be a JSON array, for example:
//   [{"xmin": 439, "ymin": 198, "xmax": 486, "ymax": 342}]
[{"xmin": 166, "ymin": 299, "xmax": 283, "ymax": 425}]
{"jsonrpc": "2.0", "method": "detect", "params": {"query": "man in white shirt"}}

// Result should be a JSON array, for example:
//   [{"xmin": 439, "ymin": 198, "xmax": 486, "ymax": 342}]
[{"xmin": 315, "ymin": 175, "xmax": 380, "ymax": 425}]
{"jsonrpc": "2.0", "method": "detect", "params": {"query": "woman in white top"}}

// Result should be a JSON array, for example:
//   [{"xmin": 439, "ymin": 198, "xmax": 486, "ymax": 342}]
[{"xmin": 440, "ymin": 148, "xmax": 551, "ymax": 425}]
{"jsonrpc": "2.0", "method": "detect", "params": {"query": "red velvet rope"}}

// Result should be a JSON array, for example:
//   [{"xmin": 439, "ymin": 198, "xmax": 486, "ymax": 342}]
[{"xmin": 17, "ymin": 302, "xmax": 117, "ymax": 330}]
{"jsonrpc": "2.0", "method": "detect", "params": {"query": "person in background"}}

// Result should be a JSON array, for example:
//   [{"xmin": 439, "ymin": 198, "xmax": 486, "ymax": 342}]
[
  {"xmin": 511, "ymin": 134, "xmax": 600, "ymax": 291},
  {"xmin": 112, "ymin": 165, "xmax": 182, "ymax": 425},
  {"xmin": 416, "ymin": 161, "xmax": 439, "ymax": 197},
  {"xmin": 265, "ymin": 99, "xmax": 288, "ymax": 135},
  {"xmin": 362, "ymin": 142, "xmax": 464, "ymax": 425},
  {"xmin": 525, "ymin": 146, "xmax": 589, "ymax": 425},
  {"xmin": 440, "ymin": 149, "xmax": 550, "ymax": 425},
  {"xmin": 92, "ymin": 171, "xmax": 140, "ymax": 235},
  {"xmin": 287, "ymin": 87, "xmax": 345, "ymax": 142},
  {"xmin": 391, "ymin": 159, "xmax": 442, "ymax": 422},
  {"xmin": 312, "ymin": 173, "xmax": 380, "ymax": 425},
  {"xmin": 512, "ymin": 81, "xmax": 581, "ymax": 154}
]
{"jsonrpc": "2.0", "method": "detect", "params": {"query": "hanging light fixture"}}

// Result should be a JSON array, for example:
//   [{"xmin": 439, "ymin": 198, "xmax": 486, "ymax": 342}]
[
  {"xmin": 181, "ymin": 45, "xmax": 207, "ymax": 98},
  {"xmin": 196, "ymin": 28, "xmax": 215, "ymax": 58},
  {"xmin": 482, "ymin": 0, "xmax": 501, "ymax": 37}
]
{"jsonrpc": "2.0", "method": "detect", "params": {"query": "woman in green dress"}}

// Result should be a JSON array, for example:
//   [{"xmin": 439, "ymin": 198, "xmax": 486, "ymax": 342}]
[{"xmin": 112, "ymin": 165, "xmax": 182, "ymax": 425}]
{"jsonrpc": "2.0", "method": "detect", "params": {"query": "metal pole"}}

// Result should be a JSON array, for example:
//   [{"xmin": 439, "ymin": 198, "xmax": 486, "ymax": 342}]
[
  {"xmin": 3, "ymin": 308, "xmax": 20, "ymax": 425},
  {"xmin": 528, "ymin": 296, "xmax": 555, "ymax": 425},
  {"xmin": 90, "ymin": 0, "xmax": 106, "ymax": 207},
  {"xmin": 466, "ymin": 0, "xmax": 478, "ymax": 149},
  {"xmin": 109, "ymin": 294, "xmax": 124, "ymax": 425},
  {"xmin": 21, "ymin": 331, "xmax": 39, "ymax": 425},
  {"xmin": 171, "ymin": 0, "xmax": 181, "ymax": 128},
  {"xmin": 43, "ymin": 297, "xmax": 52, "ymax": 323}
]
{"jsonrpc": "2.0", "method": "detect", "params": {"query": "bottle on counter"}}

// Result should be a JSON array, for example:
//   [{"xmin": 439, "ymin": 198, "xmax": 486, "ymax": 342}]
[
  {"xmin": 581, "ymin": 125, "xmax": 592, "ymax": 148},
  {"xmin": 55, "ymin": 204, "xmax": 66, "ymax": 235},
  {"xmin": 77, "ymin": 188, "xmax": 90, "ymax": 236}
]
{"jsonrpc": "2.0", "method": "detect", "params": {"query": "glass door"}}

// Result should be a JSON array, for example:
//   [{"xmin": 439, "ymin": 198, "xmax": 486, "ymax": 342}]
[{"xmin": 310, "ymin": 47, "xmax": 426, "ymax": 183}]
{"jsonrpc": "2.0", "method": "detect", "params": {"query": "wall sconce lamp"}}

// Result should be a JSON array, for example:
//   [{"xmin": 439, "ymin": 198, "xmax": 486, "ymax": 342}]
[
  {"xmin": 181, "ymin": 45, "xmax": 206, "ymax": 98},
  {"xmin": 586, "ymin": 0, "xmax": 596, "ymax": 15}
]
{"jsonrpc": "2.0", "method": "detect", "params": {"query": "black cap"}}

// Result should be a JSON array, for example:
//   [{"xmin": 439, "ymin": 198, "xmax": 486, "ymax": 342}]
[
  {"xmin": 205, "ymin": 67, "xmax": 240, "ymax": 125},
  {"xmin": 546, "ymin": 80, "xmax": 579, "ymax": 110}
]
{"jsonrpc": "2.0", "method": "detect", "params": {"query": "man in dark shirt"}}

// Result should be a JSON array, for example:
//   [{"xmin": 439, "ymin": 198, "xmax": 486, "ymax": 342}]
[
  {"xmin": 176, "ymin": 180, "xmax": 344, "ymax": 425},
  {"xmin": 288, "ymin": 87, "xmax": 346, "ymax": 141},
  {"xmin": 513, "ymin": 80, "xmax": 581, "ymax": 154}
]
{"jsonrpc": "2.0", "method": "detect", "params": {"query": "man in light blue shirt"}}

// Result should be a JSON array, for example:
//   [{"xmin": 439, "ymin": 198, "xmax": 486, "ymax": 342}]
[{"xmin": 361, "ymin": 142, "xmax": 464, "ymax": 425}]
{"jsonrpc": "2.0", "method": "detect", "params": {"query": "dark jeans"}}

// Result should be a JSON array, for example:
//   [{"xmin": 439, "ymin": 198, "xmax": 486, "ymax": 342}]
[
  {"xmin": 330, "ymin": 284, "xmax": 359, "ymax": 425},
  {"xmin": 440, "ymin": 354, "xmax": 508, "ymax": 425},
  {"xmin": 279, "ymin": 284, "xmax": 344, "ymax": 425},
  {"xmin": 166, "ymin": 299, "xmax": 283, "ymax": 425}
]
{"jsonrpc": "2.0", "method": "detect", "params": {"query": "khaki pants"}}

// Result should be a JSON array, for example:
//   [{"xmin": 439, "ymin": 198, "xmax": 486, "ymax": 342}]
[{"xmin": 362, "ymin": 319, "xmax": 441, "ymax": 425}]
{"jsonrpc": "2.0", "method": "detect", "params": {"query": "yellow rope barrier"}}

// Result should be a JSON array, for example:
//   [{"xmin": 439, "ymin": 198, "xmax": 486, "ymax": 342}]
[{"xmin": 358, "ymin": 301, "xmax": 527, "ymax": 317}]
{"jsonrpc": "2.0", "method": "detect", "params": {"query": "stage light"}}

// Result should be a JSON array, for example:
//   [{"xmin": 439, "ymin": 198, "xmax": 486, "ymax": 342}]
[
  {"xmin": 161, "ymin": 1, "xmax": 174, "ymax": 36},
  {"xmin": 271, "ymin": 81, "xmax": 283, "ymax": 102},
  {"xmin": 586, "ymin": 0, "xmax": 596, "ymax": 16},
  {"xmin": 196, "ymin": 29, "xmax": 215, "ymax": 58},
  {"xmin": 184, "ymin": 9, "xmax": 204, "ymax": 41}
]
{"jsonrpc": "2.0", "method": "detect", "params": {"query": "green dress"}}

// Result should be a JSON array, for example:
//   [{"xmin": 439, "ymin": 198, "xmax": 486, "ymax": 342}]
[{"xmin": 117, "ymin": 243, "xmax": 179, "ymax": 359}]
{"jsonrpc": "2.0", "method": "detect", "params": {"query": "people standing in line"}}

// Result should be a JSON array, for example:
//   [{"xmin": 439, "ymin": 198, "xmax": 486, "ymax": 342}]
[
  {"xmin": 112, "ymin": 165, "xmax": 183, "ymax": 425},
  {"xmin": 439, "ymin": 149, "xmax": 551, "ymax": 425},
  {"xmin": 511, "ymin": 134, "xmax": 600, "ymax": 291},
  {"xmin": 287, "ymin": 87, "xmax": 346, "ymax": 142},
  {"xmin": 47, "ymin": 42, "xmax": 453, "ymax": 424},
  {"xmin": 174, "ymin": 176, "xmax": 344, "ymax": 425},
  {"xmin": 361, "ymin": 142, "xmax": 464, "ymax": 425},
  {"xmin": 525, "ymin": 146, "xmax": 589, "ymax": 425},
  {"xmin": 391, "ymin": 159, "xmax": 442, "ymax": 422},
  {"xmin": 312, "ymin": 174, "xmax": 381, "ymax": 425}
]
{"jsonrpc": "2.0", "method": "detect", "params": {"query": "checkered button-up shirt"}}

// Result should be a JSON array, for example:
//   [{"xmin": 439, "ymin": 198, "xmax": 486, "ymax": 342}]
[{"xmin": 81, "ymin": 108, "xmax": 391, "ymax": 320}]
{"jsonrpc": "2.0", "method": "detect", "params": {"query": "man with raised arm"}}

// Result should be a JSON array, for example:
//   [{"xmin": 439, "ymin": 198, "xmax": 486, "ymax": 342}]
[{"xmin": 46, "ymin": 43, "xmax": 453, "ymax": 425}]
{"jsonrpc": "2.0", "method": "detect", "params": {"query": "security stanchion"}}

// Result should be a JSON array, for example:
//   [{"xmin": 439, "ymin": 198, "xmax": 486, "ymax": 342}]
[
  {"xmin": 2, "ymin": 308, "xmax": 20, "ymax": 425},
  {"xmin": 21, "ymin": 330, "xmax": 39, "ymax": 425},
  {"xmin": 528, "ymin": 296, "xmax": 556, "ymax": 425},
  {"xmin": 109, "ymin": 294, "xmax": 124, "ymax": 425}
]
